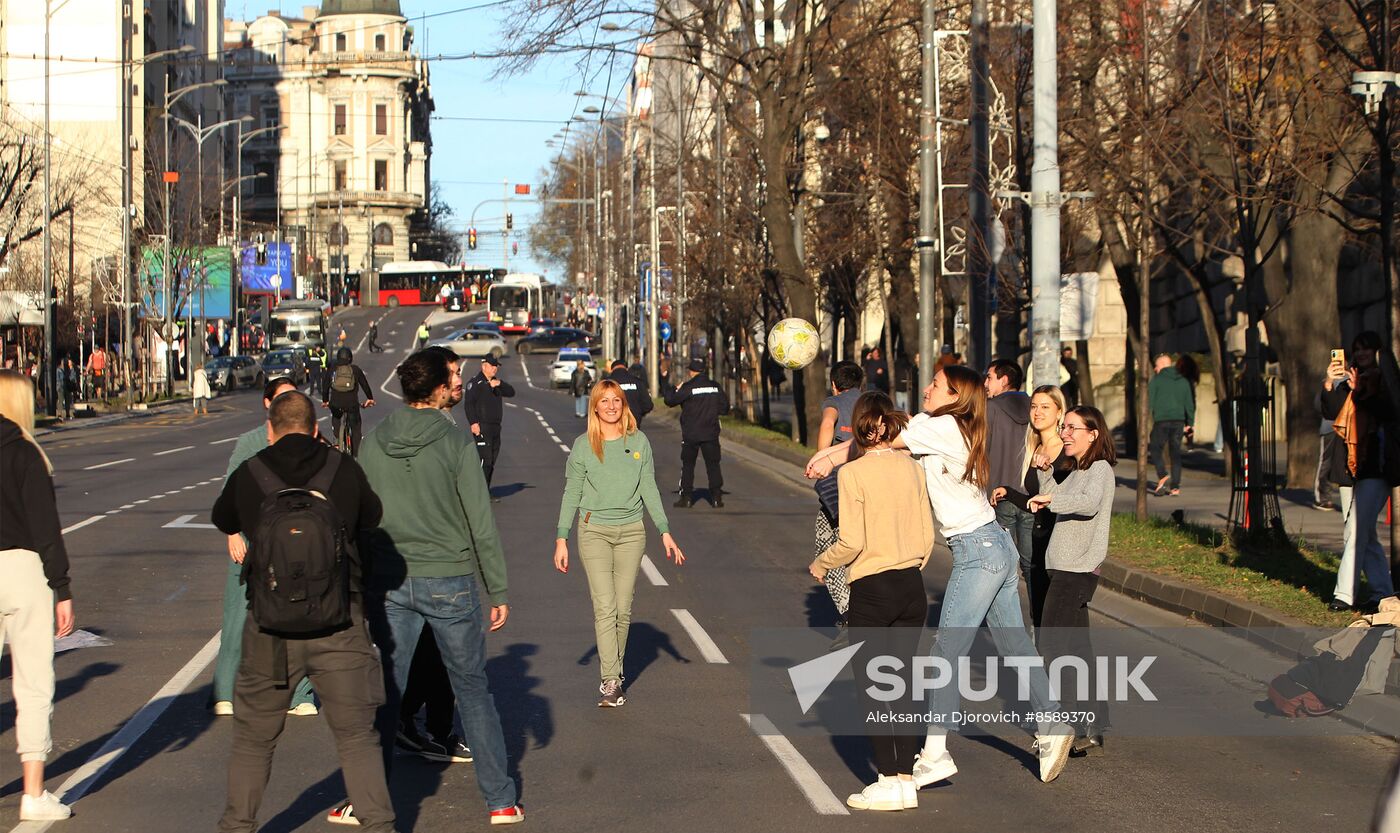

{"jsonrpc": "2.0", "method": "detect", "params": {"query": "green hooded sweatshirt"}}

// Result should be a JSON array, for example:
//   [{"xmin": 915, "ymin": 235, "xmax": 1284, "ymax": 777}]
[{"xmin": 358, "ymin": 406, "xmax": 509, "ymax": 605}]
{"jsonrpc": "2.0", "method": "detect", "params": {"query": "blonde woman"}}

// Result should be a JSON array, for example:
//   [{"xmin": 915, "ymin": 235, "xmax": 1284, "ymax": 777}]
[
  {"xmin": 992, "ymin": 385, "xmax": 1069, "ymax": 629},
  {"xmin": 555, "ymin": 379, "xmax": 685, "ymax": 707},
  {"xmin": 0, "ymin": 370, "xmax": 75, "ymax": 820}
]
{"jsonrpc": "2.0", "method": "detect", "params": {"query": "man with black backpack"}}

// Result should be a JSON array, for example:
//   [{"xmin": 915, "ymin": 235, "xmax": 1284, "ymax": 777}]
[
  {"xmin": 210, "ymin": 391, "xmax": 395, "ymax": 833},
  {"xmin": 321, "ymin": 346, "xmax": 375, "ymax": 457}
]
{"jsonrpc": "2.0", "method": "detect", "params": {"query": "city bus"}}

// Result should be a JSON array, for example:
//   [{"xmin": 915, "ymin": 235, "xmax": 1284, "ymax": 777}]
[
  {"xmin": 359, "ymin": 262, "xmax": 505, "ymax": 307},
  {"xmin": 487, "ymin": 272, "xmax": 558, "ymax": 333},
  {"xmin": 268, "ymin": 298, "xmax": 330, "ymax": 349}
]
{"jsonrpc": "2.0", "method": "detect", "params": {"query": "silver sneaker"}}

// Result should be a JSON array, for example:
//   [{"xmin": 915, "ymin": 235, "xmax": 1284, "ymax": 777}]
[
  {"xmin": 1033, "ymin": 724, "xmax": 1074, "ymax": 783},
  {"xmin": 598, "ymin": 678, "xmax": 626, "ymax": 708}
]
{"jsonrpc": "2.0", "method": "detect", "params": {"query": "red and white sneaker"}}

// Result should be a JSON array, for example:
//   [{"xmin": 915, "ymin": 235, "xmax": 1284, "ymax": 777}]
[
  {"xmin": 326, "ymin": 802, "xmax": 360, "ymax": 826},
  {"xmin": 489, "ymin": 805, "xmax": 525, "ymax": 825}
]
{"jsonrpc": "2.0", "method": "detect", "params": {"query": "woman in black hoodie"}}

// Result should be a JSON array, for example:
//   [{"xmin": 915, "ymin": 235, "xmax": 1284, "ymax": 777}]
[{"xmin": 0, "ymin": 370, "xmax": 76, "ymax": 820}]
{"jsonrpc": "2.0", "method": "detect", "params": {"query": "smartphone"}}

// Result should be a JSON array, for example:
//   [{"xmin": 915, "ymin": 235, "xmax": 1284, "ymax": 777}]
[{"xmin": 1331, "ymin": 349, "xmax": 1346, "ymax": 366}]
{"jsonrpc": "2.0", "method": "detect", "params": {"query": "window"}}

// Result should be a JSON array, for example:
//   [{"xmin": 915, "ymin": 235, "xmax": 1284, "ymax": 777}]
[
  {"xmin": 375, "ymin": 104, "xmax": 387, "ymax": 135},
  {"xmin": 374, "ymin": 159, "xmax": 388, "ymax": 191},
  {"xmin": 335, "ymin": 32, "xmax": 347, "ymax": 52},
  {"xmin": 373, "ymin": 223, "xmax": 394, "ymax": 246},
  {"xmin": 253, "ymin": 162, "xmax": 274, "ymax": 195},
  {"xmin": 327, "ymin": 223, "xmax": 348, "ymax": 246},
  {"xmin": 333, "ymin": 160, "xmax": 347, "ymax": 191},
  {"xmin": 374, "ymin": 33, "xmax": 386, "ymax": 51},
  {"xmin": 262, "ymin": 104, "xmax": 279, "ymax": 131},
  {"xmin": 333, "ymin": 104, "xmax": 346, "ymax": 136}
]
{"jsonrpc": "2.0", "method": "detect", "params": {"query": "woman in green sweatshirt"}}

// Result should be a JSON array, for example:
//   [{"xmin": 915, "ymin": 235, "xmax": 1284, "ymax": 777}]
[{"xmin": 555, "ymin": 379, "xmax": 685, "ymax": 707}]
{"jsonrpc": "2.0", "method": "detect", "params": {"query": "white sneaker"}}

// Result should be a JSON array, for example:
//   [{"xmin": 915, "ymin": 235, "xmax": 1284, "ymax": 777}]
[
  {"xmin": 900, "ymin": 778, "xmax": 918, "ymax": 809},
  {"xmin": 911, "ymin": 751, "xmax": 958, "ymax": 788},
  {"xmin": 1034, "ymin": 724, "xmax": 1074, "ymax": 783},
  {"xmin": 212, "ymin": 700, "xmax": 233, "ymax": 716},
  {"xmin": 20, "ymin": 790, "xmax": 72, "ymax": 821},
  {"xmin": 846, "ymin": 775, "xmax": 905, "ymax": 811},
  {"xmin": 287, "ymin": 702, "xmax": 319, "ymax": 716}
]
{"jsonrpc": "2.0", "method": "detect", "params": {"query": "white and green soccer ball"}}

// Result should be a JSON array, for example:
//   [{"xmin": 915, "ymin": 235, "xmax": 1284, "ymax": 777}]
[{"xmin": 766, "ymin": 317, "xmax": 820, "ymax": 370}]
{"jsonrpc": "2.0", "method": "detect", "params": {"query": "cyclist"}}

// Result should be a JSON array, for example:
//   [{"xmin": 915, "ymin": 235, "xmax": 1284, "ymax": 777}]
[{"xmin": 320, "ymin": 346, "xmax": 374, "ymax": 457}]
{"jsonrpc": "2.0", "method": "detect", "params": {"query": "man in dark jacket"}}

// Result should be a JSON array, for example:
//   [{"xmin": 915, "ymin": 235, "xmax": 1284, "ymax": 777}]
[
  {"xmin": 210, "ymin": 392, "xmax": 395, "ymax": 833},
  {"xmin": 607, "ymin": 359, "xmax": 653, "ymax": 423},
  {"xmin": 862, "ymin": 346, "xmax": 890, "ymax": 394},
  {"xmin": 984, "ymin": 359, "xmax": 1034, "ymax": 573},
  {"xmin": 320, "ymin": 346, "xmax": 375, "ymax": 457},
  {"xmin": 462, "ymin": 354, "xmax": 515, "ymax": 487},
  {"xmin": 569, "ymin": 359, "xmax": 593, "ymax": 418},
  {"xmin": 662, "ymin": 356, "xmax": 730, "ymax": 508},
  {"xmin": 1148, "ymin": 353, "xmax": 1195, "ymax": 496}
]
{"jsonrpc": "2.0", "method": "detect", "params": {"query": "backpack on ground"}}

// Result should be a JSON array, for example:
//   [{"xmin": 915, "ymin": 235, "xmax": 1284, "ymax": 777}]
[
  {"xmin": 331, "ymin": 364, "xmax": 357, "ymax": 394},
  {"xmin": 244, "ymin": 454, "xmax": 352, "ymax": 636}
]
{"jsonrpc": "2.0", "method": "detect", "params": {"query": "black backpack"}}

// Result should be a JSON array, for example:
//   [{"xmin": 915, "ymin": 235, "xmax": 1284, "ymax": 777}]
[
  {"xmin": 244, "ymin": 454, "xmax": 352, "ymax": 637},
  {"xmin": 331, "ymin": 364, "xmax": 357, "ymax": 394}
]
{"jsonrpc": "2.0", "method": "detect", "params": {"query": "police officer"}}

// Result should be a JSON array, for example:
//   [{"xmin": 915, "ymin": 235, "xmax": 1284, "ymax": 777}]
[
  {"xmin": 462, "ymin": 354, "xmax": 515, "ymax": 491},
  {"xmin": 307, "ymin": 344, "xmax": 328, "ymax": 398},
  {"xmin": 606, "ymin": 359, "xmax": 653, "ymax": 423},
  {"xmin": 662, "ymin": 357, "xmax": 730, "ymax": 508}
]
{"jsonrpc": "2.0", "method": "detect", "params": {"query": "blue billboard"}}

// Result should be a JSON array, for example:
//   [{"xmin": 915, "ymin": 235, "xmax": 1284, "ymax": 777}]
[
  {"xmin": 138, "ymin": 247, "xmax": 233, "ymax": 319},
  {"xmin": 239, "ymin": 242, "xmax": 294, "ymax": 294}
]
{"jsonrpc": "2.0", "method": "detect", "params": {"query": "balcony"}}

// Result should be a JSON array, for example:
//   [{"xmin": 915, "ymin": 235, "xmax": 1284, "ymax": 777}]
[
  {"xmin": 311, "ymin": 51, "xmax": 417, "ymax": 75},
  {"xmin": 309, "ymin": 189, "xmax": 423, "ymax": 210}
]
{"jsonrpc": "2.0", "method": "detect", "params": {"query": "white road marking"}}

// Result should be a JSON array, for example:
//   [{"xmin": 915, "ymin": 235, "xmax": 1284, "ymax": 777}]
[
  {"xmin": 520, "ymin": 355, "xmax": 540, "ymax": 389},
  {"xmin": 671, "ymin": 609, "xmax": 729, "ymax": 664},
  {"xmin": 104, "ymin": 509, "xmax": 121, "ymax": 515},
  {"xmin": 134, "ymin": 499, "xmax": 149, "ymax": 504},
  {"xmin": 14, "ymin": 634, "xmax": 223, "ymax": 831},
  {"xmin": 148, "ymin": 494, "xmax": 166, "ymax": 500},
  {"xmin": 163, "ymin": 514, "xmax": 217, "ymax": 530},
  {"xmin": 210, "ymin": 436, "xmax": 239, "ymax": 445},
  {"xmin": 83, "ymin": 457, "xmax": 134, "ymax": 471},
  {"xmin": 61, "ymin": 515, "xmax": 106, "ymax": 535},
  {"xmin": 379, "ymin": 362, "xmax": 403, "ymax": 400},
  {"xmin": 120, "ymin": 504, "xmax": 135, "ymax": 510},
  {"xmin": 741, "ymin": 714, "xmax": 849, "ymax": 816},
  {"xmin": 154, "ymin": 445, "xmax": 194, "ymax": 456},
  {"xmin": 640, "ymin": 554, "xmax": 668, "ymax": 586}
]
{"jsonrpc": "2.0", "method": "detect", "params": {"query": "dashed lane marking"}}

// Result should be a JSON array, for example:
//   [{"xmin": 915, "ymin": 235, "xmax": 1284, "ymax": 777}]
[
  {"xmin": 154, "ymin": 445, "xmax": 194, "ymax": 456},
  {"xmin": 741, "ymin": 714, "xmax": 849, "ymax": 816},
  {"xmin": 670, "ymin": 608, "xmax": 729, "ymax": 664},
  {"xmin": 640, "ymin": 555, "xmax": 668, "ymax": 587},
  {"xmin": 210, "ymin": 436, "xmax": 239, "ymax": 445},
  {"xmin": 61, "ymin": 515, "xmax": 106, "ymax": 535},
  {"xmin": 83, "ymin": 457, "xmax": 134, "ymax": 471}
]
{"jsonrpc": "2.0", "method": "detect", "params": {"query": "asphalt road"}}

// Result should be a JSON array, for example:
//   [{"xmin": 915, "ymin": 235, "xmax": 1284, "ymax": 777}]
[{"xmin": 1, "ymin": 305, "xmax": 1394, "ymax": 833}]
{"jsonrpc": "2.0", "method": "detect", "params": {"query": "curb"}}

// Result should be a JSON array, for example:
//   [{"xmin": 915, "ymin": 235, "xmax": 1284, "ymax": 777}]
[{"xmin": 34, "ymin": 397, "xmax": 197, "ymax": 436}]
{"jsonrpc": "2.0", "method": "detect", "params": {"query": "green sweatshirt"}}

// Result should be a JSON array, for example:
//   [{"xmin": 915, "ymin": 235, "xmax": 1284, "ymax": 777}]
[
  {"xmin": 1148, "ymin": 366, "xmax": 1196, "ymax": 425},
  {"xmin": 556, "ymin": 431, "xmax": 671, "ymax": 540},
  {"xmin": 358, "ymin": 406, "xmax": 509, "ymax": 605}
]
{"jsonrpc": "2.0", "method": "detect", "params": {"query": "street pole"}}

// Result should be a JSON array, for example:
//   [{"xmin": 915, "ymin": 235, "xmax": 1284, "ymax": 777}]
[
  {"xmin": 121, "ymin": 3, "xmax": 134, "ymax": 408},
  {"xmin": 676, "ymin": 130, "xmax": 686, "ymax": 362},
  {"xmin": 233, "ymin": 122, "xmax": 243, "ymax": 357},
  {"xmin": 917, "ymin": 0, "xmax": 937, "ymax": 392},
  {"xmin": 1029, "ymin": 0, "xmax": 1061, "ymax": 388},
  {"xmin": 968, "ymin": 0, "xmax": 993, "ymax": 370},
  {"xmin": 647, "ymin": 124, "xmax": 661, "ymax": 392},
  {"xmin": 163, "ymin": 74, "xmax": 174, "ymax": 396},
  {"xmin": 42, "ymin": 1, "xmax": 56, "ymax": 415}
]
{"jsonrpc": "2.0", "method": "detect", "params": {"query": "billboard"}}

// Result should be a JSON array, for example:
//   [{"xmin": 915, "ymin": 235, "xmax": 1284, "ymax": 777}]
[
  {"xmin": 139, "ymin": 246, "xmax": 233, "ymax": 320},
  {"xmin": 239, "ymin": 241, "xmax": 294, "ymax": 294}
]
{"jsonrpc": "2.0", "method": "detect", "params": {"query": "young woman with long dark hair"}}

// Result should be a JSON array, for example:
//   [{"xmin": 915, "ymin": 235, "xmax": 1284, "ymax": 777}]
[
  {"xmin": 808, "ymin": 365, "xmax": 1075, "ymax": 789},
  {"xmin": 555, "ymin": 379, "xmax": 685, "ymax": 707},
  {"xmin": 809, "ymin": 392, "xmax": 934, "ymax": 811},
  {"xmin": 1029, "ymin": 405, "xmax": 1117, "ymax": 755}
]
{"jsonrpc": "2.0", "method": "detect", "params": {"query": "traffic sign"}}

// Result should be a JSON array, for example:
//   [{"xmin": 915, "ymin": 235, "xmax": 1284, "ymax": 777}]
[{"xmin": 660, "ymin": 321, "xmax": 672, "ymax": 342}]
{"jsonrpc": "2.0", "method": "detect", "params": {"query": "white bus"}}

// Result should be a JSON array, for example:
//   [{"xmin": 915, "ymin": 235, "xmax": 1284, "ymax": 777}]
[
  {"xmin": 268, "ymin": 298, "xmax": 330, "ymax": 349},
  {"xmin": 486, "ymin": 273, "xmax": 558, "ymax": 333}
]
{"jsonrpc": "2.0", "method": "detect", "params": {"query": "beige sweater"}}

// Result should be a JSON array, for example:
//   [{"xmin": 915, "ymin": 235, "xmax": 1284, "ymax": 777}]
[{"xmin": 815, "ymin": 450, "xmax": 935, "ymax": 583}]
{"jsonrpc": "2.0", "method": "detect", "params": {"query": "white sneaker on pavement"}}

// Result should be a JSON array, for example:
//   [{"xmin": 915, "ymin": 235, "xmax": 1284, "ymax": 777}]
[
  {"xmin": 1034, "ymin": 724, "xmax": 1074, "ymax": 783},
  {"xmin": 911, "ymin": 751, "xmax": 958, "ymax": 788},
  {"xmin": 212, "ymin": 700, "xmax": 233, "ymax": 716},
  {"xmin": 900, "ymin": 778, "xmax": 918, "ymax": 809},
  {"xmin": 20, "ymin": 790, "xmax": 72, "ymax": 821},
  {"xmin": 845, "ymin": 775, "xmax": 905, "ymax": 811},
  {"xmin": 287, "ymin": 702, "xmax": 319, "ymax": 716}
]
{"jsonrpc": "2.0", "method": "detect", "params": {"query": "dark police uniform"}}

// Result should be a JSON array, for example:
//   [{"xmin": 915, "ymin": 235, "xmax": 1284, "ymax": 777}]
[
  {"xmin": 462, "ymin": 358, "xmax": 515, "ymax": 485},
  {"xmin": 606, "ymin": 363, "xmax": 653, "ymax": 423},
  {"xmin": 662, "ymin": 359, "xmax": 730, "ymax": 506}
]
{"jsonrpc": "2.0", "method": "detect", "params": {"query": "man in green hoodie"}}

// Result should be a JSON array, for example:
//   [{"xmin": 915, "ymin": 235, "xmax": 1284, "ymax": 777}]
[
  {"xmin": 1148, "ymin": 353, "xmax": 1196, "ymax": 496},
  {"xmin": 356, "ymin": 348, "xmax": 523, "ymax": 827}
]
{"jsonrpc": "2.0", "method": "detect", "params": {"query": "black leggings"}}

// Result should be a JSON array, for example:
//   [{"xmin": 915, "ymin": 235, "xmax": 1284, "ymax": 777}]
[
  {"xmin": 847, "ymin": 567, "xmax": 926, "ymax": 776},
  {"xmin": 1040, "ymin": 570, "xmax": 1109, "ymax": 735}
]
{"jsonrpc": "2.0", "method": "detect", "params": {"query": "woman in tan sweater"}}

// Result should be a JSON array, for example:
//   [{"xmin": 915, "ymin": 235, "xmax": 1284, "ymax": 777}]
[{"xmin": 810, "ymin": 392, "xmax": 935, "ymax": 812}]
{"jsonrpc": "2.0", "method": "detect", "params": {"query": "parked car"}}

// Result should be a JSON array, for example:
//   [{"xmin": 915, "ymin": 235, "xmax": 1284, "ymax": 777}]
[
  {"xmin": 442, "ymin": 289, "xmax": 467, "ymax": 312},
  {"xmin": 515, "ymin": 327, "xmax": 598, "ymax": 355},
  {"xmin": 427, "ymin": 327, "xmax": 508, "ymax": 359},
  {"xmin": 205, "ymin": 355, "xmax": 263, "ymax": 391},
  {"xmin": 527, "ymin": 318, "xmax": 559, "ymax": 334},
  {"xmin": 259, "ymin": 348, "xmax": 309, "ymax": 385},
  {"xmin": 550, "ymin": 347, "xmax": 596, "ymax": 388}
]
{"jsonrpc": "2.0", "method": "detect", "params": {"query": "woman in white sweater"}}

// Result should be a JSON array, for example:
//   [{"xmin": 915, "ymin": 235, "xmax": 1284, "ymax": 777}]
[{"xmin": 1028, "ymin": 405, "xmax": 1117, "ymax": 755}]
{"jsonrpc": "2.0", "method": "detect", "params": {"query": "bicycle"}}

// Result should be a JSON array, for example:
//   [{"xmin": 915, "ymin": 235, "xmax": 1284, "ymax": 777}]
[{"xmin": 325, "ymin": 399, "xmax": 373, "ymax": 457}]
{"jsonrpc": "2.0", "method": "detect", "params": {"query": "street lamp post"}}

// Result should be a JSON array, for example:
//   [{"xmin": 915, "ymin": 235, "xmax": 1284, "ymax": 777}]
[{"xmin": 232, "ymin": 123, "xmax": 281, "ymax": 355}]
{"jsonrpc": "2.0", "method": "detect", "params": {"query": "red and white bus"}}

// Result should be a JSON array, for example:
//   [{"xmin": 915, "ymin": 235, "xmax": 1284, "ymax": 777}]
[
  {"xmin": 487, "ymin": 273, "xmax": 558, "ymax": 333},
  {"xmin": 360, "ymin": 261, "xmax": 503, "ymax": 307}
]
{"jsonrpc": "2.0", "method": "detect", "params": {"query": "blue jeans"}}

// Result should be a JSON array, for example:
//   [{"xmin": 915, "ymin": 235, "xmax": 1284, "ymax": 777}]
[
  {"xmin": 930, "ymin": 522, "xmax": 1058, "ymax": 728},
  {"xmin": 994, "ymin": 500, "xmax": 1035, "ymax": 576},
  {"xmin": 575, "ymin": 394, "xmax": 587, "ymax": 418},
  {"xmin": 1350, "ymin": 479, "xmax": 1396, "ymax": 603},
  {"xmin": 371, "ymin": 573, "xmax": 516, "ymax": 811}
]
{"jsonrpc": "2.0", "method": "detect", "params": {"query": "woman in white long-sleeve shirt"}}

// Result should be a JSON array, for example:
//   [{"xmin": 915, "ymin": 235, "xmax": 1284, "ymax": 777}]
[{"xmin": 1028, "ymin": 405, "xmax": 1117, "ymax": 755}]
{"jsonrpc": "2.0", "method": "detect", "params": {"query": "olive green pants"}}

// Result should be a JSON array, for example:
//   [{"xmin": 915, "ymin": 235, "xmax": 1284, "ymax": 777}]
[{"xmin": 577, "ymin": 521, "xmax": 647, "ymax": 682}]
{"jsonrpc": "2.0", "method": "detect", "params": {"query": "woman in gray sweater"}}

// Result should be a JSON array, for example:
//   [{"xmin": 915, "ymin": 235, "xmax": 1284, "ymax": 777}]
[{"xmin": 1028, "ymin": 405, "xmax": 1116, "ymax": 756}]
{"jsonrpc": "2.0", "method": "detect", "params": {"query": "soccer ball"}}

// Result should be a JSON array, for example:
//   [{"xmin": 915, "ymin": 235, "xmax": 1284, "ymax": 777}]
[{"xmin": 767, "ymin": 318, "xmax": 820, "ymax": 369}]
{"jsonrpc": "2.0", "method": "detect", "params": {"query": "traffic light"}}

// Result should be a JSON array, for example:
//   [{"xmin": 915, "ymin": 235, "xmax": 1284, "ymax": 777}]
[
  {"xmin": 468, "ymin": 228, "xmax": 477, "ymax": 250},
  {"xmin": 255, "ymin": 232, "xmax": 267, "ymax": 266},
  {"xmin": 505, "ymin": 213, "xmax": 514, "ymax": 231}
]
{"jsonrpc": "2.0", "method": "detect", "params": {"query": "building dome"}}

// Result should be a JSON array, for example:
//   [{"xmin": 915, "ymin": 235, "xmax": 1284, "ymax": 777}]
[{"xmin": 319, "ymin": 0, "xmax": 402, "ymax": 16}]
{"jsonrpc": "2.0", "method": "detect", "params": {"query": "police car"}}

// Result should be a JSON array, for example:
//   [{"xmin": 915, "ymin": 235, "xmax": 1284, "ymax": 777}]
[{"xmin": 549, "ymin": 347, "xmax": 596, "ymax": 388}]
